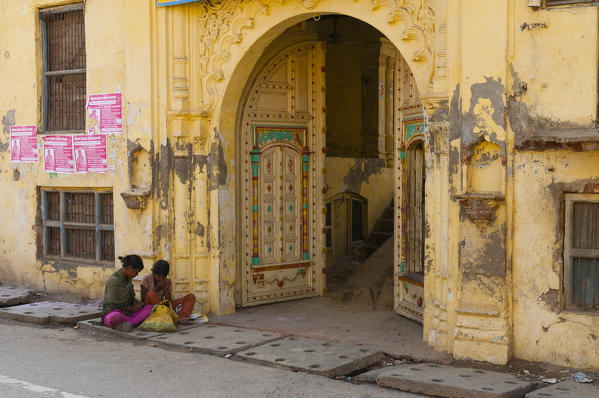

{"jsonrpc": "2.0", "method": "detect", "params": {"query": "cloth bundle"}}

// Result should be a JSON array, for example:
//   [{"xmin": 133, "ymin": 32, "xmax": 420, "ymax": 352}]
[{"xmin": 139, "ymin": 300, "xmax": 179, "ymax": 332}]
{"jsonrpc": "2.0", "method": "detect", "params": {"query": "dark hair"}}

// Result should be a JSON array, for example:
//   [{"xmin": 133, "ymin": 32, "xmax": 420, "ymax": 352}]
[
  {"xmin": 118, "ymin": 255, "xmax": 144, "ymax": 271},
  {"xmin": 152, "ymin": 260, "xmax": 170, "ymax": 277}
]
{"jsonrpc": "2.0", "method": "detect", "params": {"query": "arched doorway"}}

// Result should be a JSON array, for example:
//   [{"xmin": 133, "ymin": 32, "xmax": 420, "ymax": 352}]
[{"xmin": 233, "ymin": 15, "xmax": 427, "ymax": 322}]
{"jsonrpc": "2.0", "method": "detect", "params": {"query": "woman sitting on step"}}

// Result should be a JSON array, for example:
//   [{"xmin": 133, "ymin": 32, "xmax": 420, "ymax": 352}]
[
  {"xmin": 140, "ymin": 260, "xmax": 196, "ymax": 324},
  {"xmin": 101, "ymin": 254, "xmax": 152, "ymax": 332}
]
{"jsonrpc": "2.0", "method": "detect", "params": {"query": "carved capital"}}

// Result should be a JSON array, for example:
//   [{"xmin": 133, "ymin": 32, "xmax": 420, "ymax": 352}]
[{"xmin": 421, "ymin": 94, "xmax": 449, "ymax": 154}]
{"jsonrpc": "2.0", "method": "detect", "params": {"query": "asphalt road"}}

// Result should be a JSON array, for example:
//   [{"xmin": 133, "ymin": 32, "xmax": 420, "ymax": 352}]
[{"xmin": 0, "ymin": 319, "xmax": 423, "ymax": 398}]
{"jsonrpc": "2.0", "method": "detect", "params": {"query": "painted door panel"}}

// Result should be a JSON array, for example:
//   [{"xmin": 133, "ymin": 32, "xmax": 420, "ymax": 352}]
[
  {"xmin": 239, "ymin": 42, "xmax": 326, "ymax": 306},
  {"xmin": 395, "ymin": 114, "xmax": 426, "ymax": 323}
]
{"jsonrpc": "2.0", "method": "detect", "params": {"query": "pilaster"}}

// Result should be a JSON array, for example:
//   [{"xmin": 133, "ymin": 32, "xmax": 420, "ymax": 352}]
[{"xmin": 421, "ymin": 96, "xmax": 452, "ymax": 353}]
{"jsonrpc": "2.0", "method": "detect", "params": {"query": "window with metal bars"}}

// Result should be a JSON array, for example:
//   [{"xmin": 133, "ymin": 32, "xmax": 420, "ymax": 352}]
[
  {"xmin": 564, "ymin": 194, "xmax": 599, "ymax": 310},
  {"xmin": 40, "ymin": 4, "xmax": 86, "ymax": 133},
  {"xmin": 545, "ymin": 0, "xmax": 594, "ymax": 5},
  {"xmin": 41, "ymin": 190, "xmax": 114, "ymax": 264}
]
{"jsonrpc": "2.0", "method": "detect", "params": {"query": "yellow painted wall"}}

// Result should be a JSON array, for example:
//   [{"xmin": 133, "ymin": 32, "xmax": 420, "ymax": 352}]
[
  {"xmin": 444, "ymin": 0, "xmax": 599, "ymax": 367},
  {"xmin": 507, "ymin": 2, "xmax": 599, "ymax": 368},
  {"xmin": 0, "ymin": 0, "xmax": 155, "ymax": 298},
  {"xmin": 325, "ymin": 157, "xmax": 394, "ymax": 236},
  {"xmin": 2, "ymin": 0, "xmax": 599, "ymax": 369},
  {"xmin": 513, "ymin": 150, "xmax": 599, "ymax": 368}
]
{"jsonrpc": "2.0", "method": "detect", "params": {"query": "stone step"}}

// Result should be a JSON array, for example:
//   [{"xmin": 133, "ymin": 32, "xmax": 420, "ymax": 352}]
[
  {"xmin": 373, "ymin": 219, "xmax": 394, "ymax": 234},
  {"xmin": 0, "ymin": 286, "xmax": 33, "ymax": 307},
  {"xmin": 148, "ymin": 324, "xmax": 284, "ymax": 356},
  {"xmin": 367, "ymin": 231, "xmax": 393, "ymax": 245},
  {"xmin": 376, "ymin": 363, "xmax": 534, "ymax": 398},
  {"xmin": 78, "ymin": 318, "xmax": 168, "ymax": 340},
  {"xmin": 236, "ymin": 336, "xmax": 384, "ymax": 377},
  {"xmin": 526, "ymin": 380, "xmax": 599, "ymax": 397},
  {"xmin": 381, "ymin": 207, "xmax": 394, "ymax": 220},
  {"xmin": 0, "ymin": 301, "xmax": 101, "ymax": 325}
]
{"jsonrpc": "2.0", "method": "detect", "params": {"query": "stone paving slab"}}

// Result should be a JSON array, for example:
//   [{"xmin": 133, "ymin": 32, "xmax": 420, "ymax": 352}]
[
  {"xmin": 526, "ymin": 380, "xmax": 599, "ymax": 397},
  {"xmin": 148, "ymin": 324, "xmax": 284, "ymax": 356},
  {"xmin": 236, "ymin": 337, "xmax": 384, "ymax": 377},
  {"xmin": 376, "ymin": 363, "xmax": 534, "ymax": 398},
  {"xmin": 0, "ymin": 301, "xmax": 101, "ymax": 325},
  {"xmin": 354, "ymin": 367, "xmax": 390, "ymax": 383},
  {"xmin": 77, "ymin": 318, "xmax": 167, "ymax": 340},
  {"xmin": 0, "ymin": 287, "xmax": 33, "ymax": 307}
]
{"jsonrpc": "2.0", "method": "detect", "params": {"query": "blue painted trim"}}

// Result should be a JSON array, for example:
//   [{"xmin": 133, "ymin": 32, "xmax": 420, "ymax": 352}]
[{"xmin": 157, "ymin": 0, "xmax": 199, "ymax": 7}]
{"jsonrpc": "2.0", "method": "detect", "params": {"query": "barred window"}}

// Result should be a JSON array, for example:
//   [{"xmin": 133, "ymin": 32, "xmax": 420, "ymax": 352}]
[
  {"xmin": 40, "ymin": 4, "xmax": 86, "ymax": 133},
  {"xmin": 564, "ymin": 194, "xmax": 599, "ymax": 310},
  {"xmin": 41, "ymin": 190, "xmax": 114, "ymax": 263},
  {"xmin": 545, "ymin": 0, "xmax": 594, "ymax": 6}
]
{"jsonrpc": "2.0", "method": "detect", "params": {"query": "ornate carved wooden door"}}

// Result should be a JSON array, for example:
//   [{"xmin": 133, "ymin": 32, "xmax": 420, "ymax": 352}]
[
  {"xmin": 395, "ymin": 113, "xmax": 426, "ymax": 323},
  {"xmin": 239, "ymin": 42, "xmax": 326, "ymax": 306}
]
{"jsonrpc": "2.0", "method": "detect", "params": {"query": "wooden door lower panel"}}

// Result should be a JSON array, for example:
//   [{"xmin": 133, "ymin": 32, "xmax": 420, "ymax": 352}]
[
  {"xmin": 396, "ymin": 273, "xmax": 424, "ymax": 323},
  {"xmin": 245, "ymin": 262, "xmax": 317, "ymax": 305}
]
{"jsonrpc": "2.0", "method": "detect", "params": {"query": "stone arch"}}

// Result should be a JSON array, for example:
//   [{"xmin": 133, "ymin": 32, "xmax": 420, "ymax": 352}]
[
  {"xmin": 214, "ymin": 0, "xmax": 442, "ymax": 125},
  {"xmin": 206, "ymin": 1, "xmax": 450, "ymax": 330}
]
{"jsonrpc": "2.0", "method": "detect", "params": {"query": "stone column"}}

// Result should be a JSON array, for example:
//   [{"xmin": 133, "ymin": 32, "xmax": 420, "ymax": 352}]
[{"xmin": 421, "ymin": 97, "xmax": 452, "ymax": 353}]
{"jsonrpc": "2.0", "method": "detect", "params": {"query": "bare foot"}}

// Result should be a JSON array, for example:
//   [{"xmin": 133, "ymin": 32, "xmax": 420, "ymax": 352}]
[{"xmin": 179, "ymin": 318, "xmax": 189, "ymax": 325}]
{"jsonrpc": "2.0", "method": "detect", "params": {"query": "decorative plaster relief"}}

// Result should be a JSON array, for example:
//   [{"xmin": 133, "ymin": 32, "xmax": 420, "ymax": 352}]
[
  {"xmin": 455, "ymin": 193, "xmax": 504, "ymax": 227},
  {"xmin": 171, "ymin": 0, "xmax": 439, "ymax": 114}
]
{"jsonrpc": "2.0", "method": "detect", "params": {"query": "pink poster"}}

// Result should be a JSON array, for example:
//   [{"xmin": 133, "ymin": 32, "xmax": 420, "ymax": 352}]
[
  {"xmin": 73, "ymin": 134, "xmax": 107, "ymax": 173},
  {"xmin": 86, "ymin": 93, "xmax": 122, "ymax": 134},
  {"xmin": 43, "ymin": 136, "xmax": 74, "ymax": 173},
  {"xmin": 10, "ymin": 125, "xmax": 38, "ymax": 162}
]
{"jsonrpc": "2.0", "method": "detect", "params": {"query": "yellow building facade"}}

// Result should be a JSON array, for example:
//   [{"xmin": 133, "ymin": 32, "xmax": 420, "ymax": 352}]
[{"xmin": 1, "ymin": 0, "xmax": 598, "ymax": 368}]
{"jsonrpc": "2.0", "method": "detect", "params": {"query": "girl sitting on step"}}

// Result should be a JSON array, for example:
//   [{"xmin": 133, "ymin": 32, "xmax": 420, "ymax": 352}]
[
  {"xmin": 101, "ymin": 255, "xmax": 152, "ymax": 332},
  {"xmin": 140, "ymin": 260, "xmax": 196, "ymax": 324}
]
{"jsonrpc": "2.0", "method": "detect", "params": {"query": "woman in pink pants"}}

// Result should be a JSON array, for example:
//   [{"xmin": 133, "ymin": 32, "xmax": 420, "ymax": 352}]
[{"xmin": 101, "ymin": 254, "xmax": 152, "ymax": 332}]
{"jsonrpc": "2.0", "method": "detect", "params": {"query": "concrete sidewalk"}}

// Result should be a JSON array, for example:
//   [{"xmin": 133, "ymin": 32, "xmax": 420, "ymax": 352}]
[
  {"xmin": 1, "ymin": 284, "xmax": 598, "ymax": 397},
  {"xmin": 212, "ymin": 296, "xmax": 449, "ymax": 363}
]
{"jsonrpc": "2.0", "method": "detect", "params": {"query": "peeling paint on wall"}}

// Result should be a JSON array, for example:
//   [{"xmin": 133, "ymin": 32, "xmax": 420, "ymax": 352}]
[
  {"xmin": 459, "ymin": 228, "xmax": 506, "ymax": 281},
  {"xmin": 462, "ymin": 77, "xmax": 506, "ymax": 160},
  {"xmin": 208, "ymin": 128, "xmax": 228, "ymax": 190},
  {"xmin": 0, "ymin": 109, "xmax": 15, "ymax": 152},
  {"xmin": 508, "ymin": 67, "xmax": 596, "ymax": 150},
  {"xmin": 342, "ymin": 158, "xmax": 386, "ymax": 193},
  {"xmin": 195, "ymin": 221, "xmax": 205, "ymax": 237},
  {"xmin": 538, "ymin": 288, "xmax": 560, "ymax": 313}
]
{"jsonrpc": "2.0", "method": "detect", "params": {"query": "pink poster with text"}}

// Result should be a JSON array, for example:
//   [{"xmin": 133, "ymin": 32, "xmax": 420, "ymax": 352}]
[
  {"xmin": 86, "ymin": 93, "xmax": 122, "ymax": 134},
  {"xmin": 10, "ymin": 125, "xmax": 38, "ymax": 162},
  {"xmin": 73, "ymin": 134, "xmax": 107, "ymax": 173},
  {"xmin": 43, "ymin": 136, "xmax": 73, "ymax": 173}
]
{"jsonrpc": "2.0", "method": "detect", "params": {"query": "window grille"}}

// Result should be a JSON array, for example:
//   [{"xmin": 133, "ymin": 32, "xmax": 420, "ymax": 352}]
[
  {"xmin": 545, "ymin": 0, "xmax": 594, "ymax": 5},
  {"xmin": 564, "ymin": 194, "xmax": 599, "ymax": 309},
  {"xmin": 41, "ymin": 190, "xmax": 115, "ymax": 263},
  {"xmin": 40, "ymin": 4, "xmax": 86, "ymax": 133}
]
